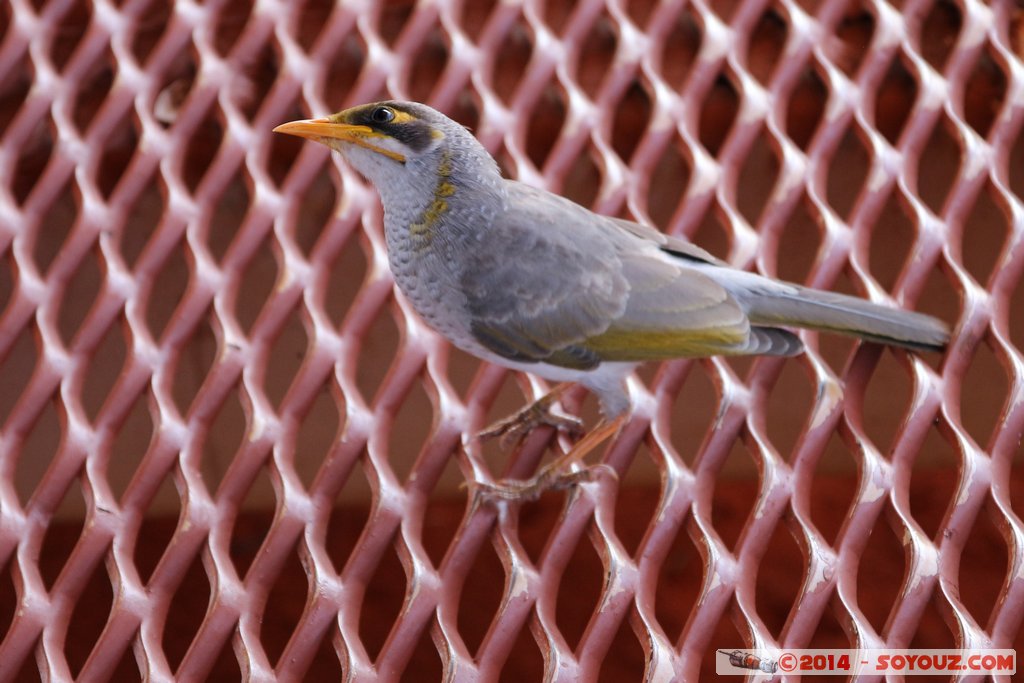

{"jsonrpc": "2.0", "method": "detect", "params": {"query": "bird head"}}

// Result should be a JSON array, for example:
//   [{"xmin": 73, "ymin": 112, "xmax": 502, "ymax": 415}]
[{"xmin": 274, "ymin": 101, "xmax": 475, "ymax": 187}]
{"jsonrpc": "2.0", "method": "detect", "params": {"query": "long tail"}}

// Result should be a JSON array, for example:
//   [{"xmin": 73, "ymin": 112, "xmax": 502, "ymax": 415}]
[{"xmin": 739, "ymin": 284, "xmax": 950, "ymax": 352}]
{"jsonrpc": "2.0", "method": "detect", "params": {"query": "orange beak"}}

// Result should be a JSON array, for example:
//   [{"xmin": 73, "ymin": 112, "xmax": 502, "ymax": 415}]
[{"xmin": 273, "ymin": 118, "xmax": 406, "ymax": 163}]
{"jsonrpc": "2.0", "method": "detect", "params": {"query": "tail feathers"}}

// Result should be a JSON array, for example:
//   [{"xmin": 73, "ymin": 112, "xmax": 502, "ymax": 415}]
[{"xmin": 742, "ymin": 286, "xmax": 950, "ymax": 352}]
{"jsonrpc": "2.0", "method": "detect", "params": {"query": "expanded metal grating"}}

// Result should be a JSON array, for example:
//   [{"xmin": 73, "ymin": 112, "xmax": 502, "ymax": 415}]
[{"xmin": 1, "ymin": 0, "xmax": 1023, "ymax": 680}]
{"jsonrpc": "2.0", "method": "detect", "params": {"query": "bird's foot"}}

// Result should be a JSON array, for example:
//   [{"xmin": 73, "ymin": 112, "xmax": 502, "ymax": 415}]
[
  {"xmin": 473, "ymin": 465, "xmax": 604, "ymax": 503},
  {"xmin": 472, "ymin": 415, "xmax": 626, "ymax": 503},
  {"xmin": 477, "ymin": 385, "xmax": 583, "ymax": 450}
]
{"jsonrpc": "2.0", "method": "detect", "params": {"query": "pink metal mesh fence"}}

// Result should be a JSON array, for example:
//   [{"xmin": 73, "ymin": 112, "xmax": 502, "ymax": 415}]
[{"xmin": 1, "ymin": 0, "xmax": 1023, "ymax": 680}]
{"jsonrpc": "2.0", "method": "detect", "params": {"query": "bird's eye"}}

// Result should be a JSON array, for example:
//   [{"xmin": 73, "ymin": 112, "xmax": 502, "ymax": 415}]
[{"xmin": 371, "ymin": 106, "xmax": 395, "ymax": 124}]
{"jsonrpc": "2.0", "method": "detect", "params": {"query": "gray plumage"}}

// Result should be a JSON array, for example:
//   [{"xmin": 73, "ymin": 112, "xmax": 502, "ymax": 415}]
[{"xmin": 275, "ymin": 101, "xmax": 950, "ymax": 417}]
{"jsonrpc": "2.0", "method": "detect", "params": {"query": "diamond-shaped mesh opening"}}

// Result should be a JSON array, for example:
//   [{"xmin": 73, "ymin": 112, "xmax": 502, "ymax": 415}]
[{"xmin": 2, "ymin": 0, "xmax": 1022, "ymax": 678}]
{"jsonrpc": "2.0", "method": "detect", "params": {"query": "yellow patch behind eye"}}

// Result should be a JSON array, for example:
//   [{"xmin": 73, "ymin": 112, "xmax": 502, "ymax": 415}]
[{"xmin": 388, "ymin": 110, "xmax": 418, "ymax": 125}]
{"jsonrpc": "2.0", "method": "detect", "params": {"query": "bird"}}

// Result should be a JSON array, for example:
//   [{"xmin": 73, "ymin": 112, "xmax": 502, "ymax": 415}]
[{"xmin": 274, "ymin": 101, "xmax": 949, "ymax": 499}]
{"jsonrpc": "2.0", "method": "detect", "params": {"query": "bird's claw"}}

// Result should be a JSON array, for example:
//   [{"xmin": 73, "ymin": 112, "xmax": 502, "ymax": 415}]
[
  {"xmin": 469, "ymin": 415, "xmax": 626, "ymax": 504},
  {"xmin": 477, "ymin": 393, "xmax": 583, "ymax": 450},
  {"xmin": 472, "ymin": 465, "xmax": 603, "ymax": 503}
]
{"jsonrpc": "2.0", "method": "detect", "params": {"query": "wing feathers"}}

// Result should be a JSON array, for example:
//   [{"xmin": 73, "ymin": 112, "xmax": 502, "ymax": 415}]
[
  {"xmin": 462, "ymin": 185, "xmax": 763, "ymax": 366},
  {"xmin": 459, "ymin": 182, "xmax": 945, "ymax": 370}
]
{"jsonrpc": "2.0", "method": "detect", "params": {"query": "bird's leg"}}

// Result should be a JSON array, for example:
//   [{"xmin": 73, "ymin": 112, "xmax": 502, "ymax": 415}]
[
  {"xmin": 475, "ymin": 413, "xmax": 626, "ymax": 502},
  {"xmin": 477, "ymin": 383, "xmax": 583, "ymax": 450}
]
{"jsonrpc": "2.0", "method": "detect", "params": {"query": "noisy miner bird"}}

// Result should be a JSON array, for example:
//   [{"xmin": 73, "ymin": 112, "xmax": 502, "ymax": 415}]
[{"xmin": 274, "ymin": 101, "xmax": 949, "ymax": 499}]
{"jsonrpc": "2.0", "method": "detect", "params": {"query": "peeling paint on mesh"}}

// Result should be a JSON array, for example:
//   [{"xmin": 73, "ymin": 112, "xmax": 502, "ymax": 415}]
[{"xmin": 0, "ymin": 0, "xmax": 1022, "ymax": 680}]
